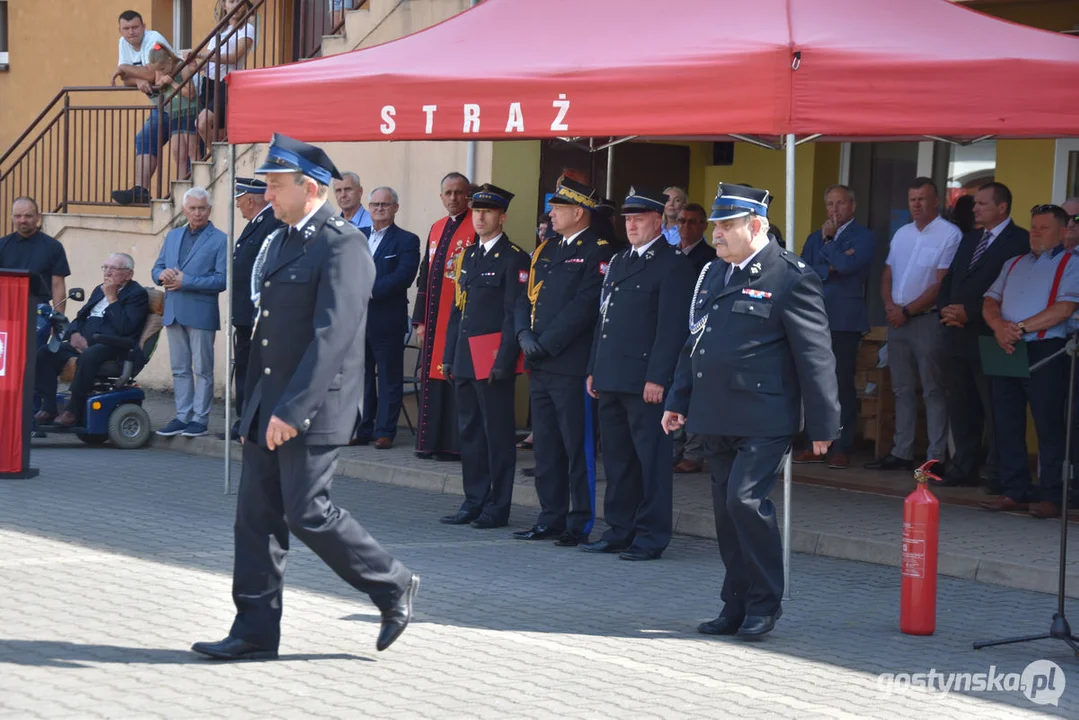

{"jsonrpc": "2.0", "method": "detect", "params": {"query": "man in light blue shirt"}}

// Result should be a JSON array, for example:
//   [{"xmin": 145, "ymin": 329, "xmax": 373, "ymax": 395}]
[
  {"xmin": 981, "ymin": 204, "xmax": 1078, "ymax": 519},
  {"xmin": 332, "ymin": 171, "xmax": 372, "ymax": 235}
]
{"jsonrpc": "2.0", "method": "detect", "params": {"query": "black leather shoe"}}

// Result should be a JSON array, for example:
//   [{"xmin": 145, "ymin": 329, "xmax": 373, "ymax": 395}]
[
  {"xmin": 433, "ymin": 452, "xmax": 460, "ymax": 462},
  {"xmin": 470, "ymin": 514, "xmax": 506, "ymax": 529},
  {"xmin": 554, "ymin": 530, "xmax": 588, "ymax": 547},
  {"xmin": 191, "ymin": 636, "xmax": 278, "ymax": 660},
  {"xmin": 698, "ymin": 615, "xmax": 744, "ymax": 635},
  {"xmin": 512, "ymin": 524, "xmax": 562, "ymax": 540},
  {"xmin": 415, "ymin": 451, "xmax": 434, "ymax": 459},
  {"xmin": 619, "ymin": 547, "xmax": 662, "ymax": 561},
  {"xmin": 377, "ymin": 574, "xmax": 420, "ymax": 652},
  {"xmin": 440, "ymin": 509, "xmax": 480, "ymax": 525},
  {"xmin": 737, "ymin": 607, "xmax": 782, "ymax": 637},
  {"xmin": 864, "ymin": 454, "xmax": 914, "ymax": 471},
  {"xmin": 579, "ymin": 539, "xmax": 627, "ymax": 554}
]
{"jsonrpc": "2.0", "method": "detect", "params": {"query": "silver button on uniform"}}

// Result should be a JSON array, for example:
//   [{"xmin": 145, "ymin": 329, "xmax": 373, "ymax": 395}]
[
  {"xmin": 261, "ymin": 339, "xmax": 268, "ymax": 346},
  {"xmin": 262, "ymin": 310, "xmax": 269, "ymax": 318},
  {"xmin": 264, "ymin": 368, "xmax": 271, "ymax": 375}
]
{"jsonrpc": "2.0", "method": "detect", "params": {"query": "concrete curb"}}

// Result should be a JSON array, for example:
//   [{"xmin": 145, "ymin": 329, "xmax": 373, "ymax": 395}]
[{"xmin": 153, "ymin": 434, "xmax": 1079, "ymax": 599}]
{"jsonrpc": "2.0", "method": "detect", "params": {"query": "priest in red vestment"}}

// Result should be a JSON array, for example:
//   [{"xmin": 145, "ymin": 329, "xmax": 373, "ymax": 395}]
[{"xmin": 412, "ymin": 172, "xmax": 476, "ymax": 459}]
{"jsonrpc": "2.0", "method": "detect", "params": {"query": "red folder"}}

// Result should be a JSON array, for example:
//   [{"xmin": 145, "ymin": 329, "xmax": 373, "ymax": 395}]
[{"xmin": 468, "ymin": 333, "xmax": 525, "ymax": 380}]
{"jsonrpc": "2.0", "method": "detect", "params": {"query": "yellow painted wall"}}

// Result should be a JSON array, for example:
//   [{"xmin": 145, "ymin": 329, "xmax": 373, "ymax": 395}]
[
  {"xmin": 490, "ymin": 140, "xmax": 542, "ymax": 253},
  {"xmin": 995, "ymin": 139, "xmax": 1057, "ymax": 221},
  {"xmin": 701, "ymin": 143, "xmax": 834, "ymax": 250}
]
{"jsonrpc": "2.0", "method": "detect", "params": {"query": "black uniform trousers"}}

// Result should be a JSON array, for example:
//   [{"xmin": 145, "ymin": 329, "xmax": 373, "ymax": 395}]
[
  {"xmin": 530, "ymin": 369, "xmax": 591, "ymax": 533},
  {"xmin": 233, "ymin": 325, "xmax": 252, "ymax": 416},
  {"xmin": 991, "ymin": 338, "xmax": 1068, "ymax": 504},
  {"xmin": 597, "ymin": 391, "xmax": 672, "ymax": 552},
  {"xmin": 944, "ymin": 349, "xmax": 998, "ymax": 483},
  {"xmin": 358, "ymin": 332, "xmax": 406, "ymax": 441},
  {"xmin": 454, "ymin": 376, "xmax": 517, "ymax": 524},
  {"xmin": 230, "ymin": 435, "xmax": 412, "ymax": 650},
  {"xmin": 35, "ymin": 343, "xmax": 121, "ymax": 417},
  {"xmin": 831, "ymin": 331, "xmax": 861, "ymax": 452},
  {"xmin": 699, "ymin": 434, "xmax": 788, "ymax": 617}
]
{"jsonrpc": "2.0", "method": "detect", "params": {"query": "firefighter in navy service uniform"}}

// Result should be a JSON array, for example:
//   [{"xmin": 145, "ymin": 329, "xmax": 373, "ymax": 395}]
[
  {"xmin": 662, "ymin": 182, "xmax": 839, "ymax": 637},
  {"xmin": 512, "ymin": 176, "xmax": 616, "ymax": 547},
  {"xmin": 191, "ymin": 134, "xmax": 417, "ymax": 661},
  {"xmin": 440, "ymin": 184, "xmax": 530, "ymax": 529},
  {"xmin": 581, "ymin": 188, "xmax": 695, "ymax": 561}
]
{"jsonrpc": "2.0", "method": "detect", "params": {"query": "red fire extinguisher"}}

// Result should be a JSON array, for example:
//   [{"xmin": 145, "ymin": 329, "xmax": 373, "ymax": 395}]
[{"xmin": 900, "ymin": 460, "xmax": 941, "ymax": 635}]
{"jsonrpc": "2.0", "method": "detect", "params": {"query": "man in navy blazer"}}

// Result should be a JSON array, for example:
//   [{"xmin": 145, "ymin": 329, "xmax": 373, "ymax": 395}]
[
  {"xmin": 793, "ymin": 184, "xmax": 877, "ymax": 469},
  {"xmin": 34, "ymin": 252, "xmax": 149, "ymax": 426},
  {"xmin": 353, "ymin": 186, "xmax": 421, "ymax": 448},
  {"xmin": 151, "ymin": 187, "xmax": 228, "ymax": 438}
]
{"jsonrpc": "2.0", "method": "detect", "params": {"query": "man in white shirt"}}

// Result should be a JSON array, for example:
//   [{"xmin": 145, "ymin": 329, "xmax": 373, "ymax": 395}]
[
  {"xmin": 866, "ymin": 178, "xmax": 961, "ymax": 471},
  {"xmin": 110, "ymin": 10, "xmax": 176, "ymax": 206}
]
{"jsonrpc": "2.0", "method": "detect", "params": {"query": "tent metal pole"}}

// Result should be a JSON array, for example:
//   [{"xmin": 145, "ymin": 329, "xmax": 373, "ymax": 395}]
[
  {"xmin": 225, "ymin": 142, "xmax": 236, "ymax": 495},
  {"xmin": 464, "ymin": 0, "xmax": 479, "ymax": 182},
  {"xmin": 605, "ymin": 141, "xmax": 614, "ymax": 197},
  {"xmin": 783, "ymin": 132, "xmax": 795, "ymax": 600}
]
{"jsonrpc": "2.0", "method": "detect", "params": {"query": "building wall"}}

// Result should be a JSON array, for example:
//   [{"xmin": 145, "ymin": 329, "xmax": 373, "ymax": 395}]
[{"xmin": 0, "ymin": 0, "xmax": 219, "ymax": 156}]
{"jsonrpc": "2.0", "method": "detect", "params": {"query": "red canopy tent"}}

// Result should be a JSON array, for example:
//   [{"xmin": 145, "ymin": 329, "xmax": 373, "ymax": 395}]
[
  {"xmin": 220, "ymin": 0, "xmax": 1079, "ymax": 583},
  {"xmin": 227, "ymin": 0, "xmax": 1079, "ymax": 143}
]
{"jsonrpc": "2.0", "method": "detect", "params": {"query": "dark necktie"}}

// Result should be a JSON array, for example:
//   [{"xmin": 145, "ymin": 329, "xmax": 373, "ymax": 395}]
[
  {"xmin": 627, "ymin": 251, "xmax": 639, "ymax": 265},
  {"xmin": 725, "ymin": 265, "xmax": 742, "ymax": 287},
  {"xmin": 969, "ymin": 229, "xmax": 992, "ymax": 268},
  {"xmin": 477, "ymin": 245, "xmax": 486, "ymax": 259}
]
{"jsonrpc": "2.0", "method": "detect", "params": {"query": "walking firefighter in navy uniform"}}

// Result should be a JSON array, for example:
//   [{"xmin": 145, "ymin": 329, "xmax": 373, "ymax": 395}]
[
  {"xmin": 192, "ymin": 134, "xmax": 418, "ymax": 661},
  {"xmin": 662, "ymin": 182, "xmax": 839, "ymax": 638}
]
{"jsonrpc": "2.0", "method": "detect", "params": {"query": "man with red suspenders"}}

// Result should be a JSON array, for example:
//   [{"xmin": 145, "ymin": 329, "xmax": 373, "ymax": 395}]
[{"xmin": 980, "ymin": 204, "xmax": 1079, "ymax": 519}]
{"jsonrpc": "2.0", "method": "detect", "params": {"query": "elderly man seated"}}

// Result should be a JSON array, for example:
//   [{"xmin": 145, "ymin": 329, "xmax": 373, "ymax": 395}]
[{"xmin": 34, "ymin": 253, "xmax": 149, "ymax": 427}]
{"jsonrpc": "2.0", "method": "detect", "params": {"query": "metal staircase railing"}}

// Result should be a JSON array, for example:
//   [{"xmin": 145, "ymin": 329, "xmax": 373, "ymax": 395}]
[{"xmin": 0, "ymin": 0, "xmax": 366, "ymax": 235}]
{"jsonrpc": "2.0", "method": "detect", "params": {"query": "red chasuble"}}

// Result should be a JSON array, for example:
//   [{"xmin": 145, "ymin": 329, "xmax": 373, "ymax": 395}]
[{"xmin": 414, "ymin": 210, "xmax": 476, "ymax": 381}]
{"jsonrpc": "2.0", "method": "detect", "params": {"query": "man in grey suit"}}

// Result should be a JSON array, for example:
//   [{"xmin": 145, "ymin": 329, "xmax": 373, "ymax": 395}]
[
  {"xmin": 152, "ymin": 187, "xmax": 227, "ymax": 438},
  {"xmin": 191, "ymin": 134, "xmax": 417, "ymax": 661}
]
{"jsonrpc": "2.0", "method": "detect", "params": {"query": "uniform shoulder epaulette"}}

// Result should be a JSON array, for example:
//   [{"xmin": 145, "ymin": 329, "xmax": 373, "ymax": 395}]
[
  {"xmin": 779, "ymin": 249, "xmax": 810, "ymax": 272},
  {"xmin": 326, "ymin": 217, "xmax": 351, "ymax": 235},
  {"xmin": 597, "ymin": 239, "xmax": 609, "ymax": 246},
  {"xmin": 510, "ymin": 244, "xmax": 523, "ymax": 253}
]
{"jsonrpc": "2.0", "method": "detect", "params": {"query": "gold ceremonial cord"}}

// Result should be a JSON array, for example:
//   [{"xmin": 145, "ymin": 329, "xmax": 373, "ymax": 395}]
[
  {"xmin": 453, "ymin": 246, "xmax": 468, "ymax": 311},
  {"xmin": 527, "ymin": 238, "xmax": 550, "ymax": 328}
]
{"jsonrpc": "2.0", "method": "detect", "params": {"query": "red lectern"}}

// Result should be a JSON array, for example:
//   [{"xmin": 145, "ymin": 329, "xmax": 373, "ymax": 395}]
[{"xmin": 0, "ymin": 268, "xmax": 46, "ymax": 479}]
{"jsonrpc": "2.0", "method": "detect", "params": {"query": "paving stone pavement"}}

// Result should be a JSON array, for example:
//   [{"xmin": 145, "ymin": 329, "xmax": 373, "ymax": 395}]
[
  {"xmin": 2, "ymin": 446, "xmax": 1078, "ymax": 718},
  {"xmin": 97, "ymin": 390, "xmax": 1079, "ymax": 598}
]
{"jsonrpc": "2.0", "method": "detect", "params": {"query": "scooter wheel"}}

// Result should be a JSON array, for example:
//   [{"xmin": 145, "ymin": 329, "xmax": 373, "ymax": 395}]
[{"xmin": 108, "ymin": 404, "xmax": 152, "ymax": 449}]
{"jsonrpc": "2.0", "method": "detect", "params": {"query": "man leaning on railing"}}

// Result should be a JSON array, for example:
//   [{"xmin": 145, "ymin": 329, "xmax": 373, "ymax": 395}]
[{"xmin": 110, "ymin": 9, "xmax": 175, "ymax": 206}]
